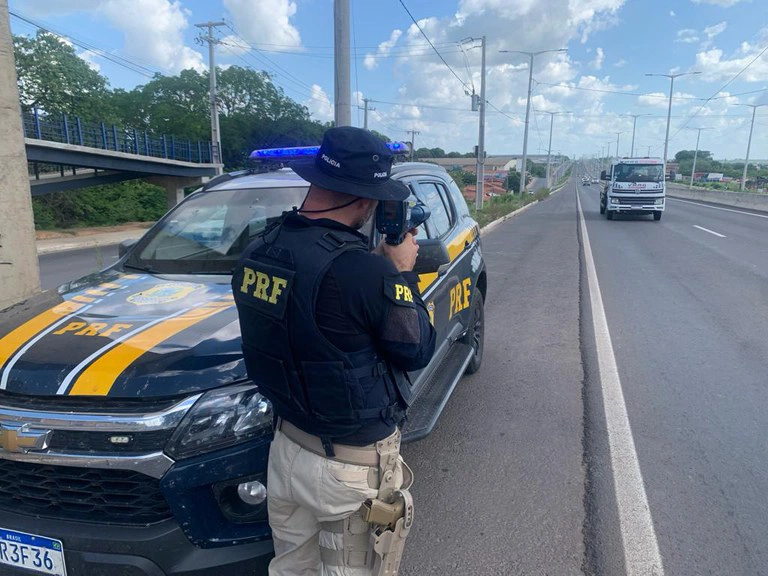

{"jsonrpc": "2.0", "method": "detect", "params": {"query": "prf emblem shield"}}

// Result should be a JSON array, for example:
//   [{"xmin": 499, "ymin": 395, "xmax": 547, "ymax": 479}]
[{"xmin": 234, "ymin": 259, "xmax": 295, "ymax": 320}]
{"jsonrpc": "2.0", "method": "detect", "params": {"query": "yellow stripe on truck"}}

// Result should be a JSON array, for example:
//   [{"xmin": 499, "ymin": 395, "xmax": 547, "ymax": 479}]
[
  {"xmin": 0, "ymin": 301, "xmax": 84, "ymax": 368},
  {"xmin": 68, "ymin": 302, "xmax": 233, "ymax": 396}
]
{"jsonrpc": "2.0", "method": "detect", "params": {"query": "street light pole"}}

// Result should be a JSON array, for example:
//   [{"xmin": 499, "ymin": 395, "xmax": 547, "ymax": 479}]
[
  {"xmin": 541, "ymin": 111, "xmax": 570, "ymax": 188},
  {"xmin": 475, "ymin": 36, "xmax": 487, "ymax": 210},
  {"xmin": 740, "ymin": 104, "xmax": 764, "ymax": 191},
  {"xmin": 688, "ymin": 127, "xmax": 711, "ymax": 189},
  {"xmin": 645, "ymin": 71, "xmax": 701, "ymax": 180},
  {"xmin": 500, "ymin": 48, "xmax": 567, "ymax": 197},
  {"xmin": 624, "ymin": 114, "xmax": 651, "ymax": 157},
  {"xmin": 616, "ymin": 132, "xmax": 623, "ymax": 158}
]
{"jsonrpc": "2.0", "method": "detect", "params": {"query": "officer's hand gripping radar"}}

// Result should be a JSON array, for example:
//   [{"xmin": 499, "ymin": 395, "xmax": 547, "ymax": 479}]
[{"xmin": 375, "ymin": 200, "xmax": 431, "ymax": 246}]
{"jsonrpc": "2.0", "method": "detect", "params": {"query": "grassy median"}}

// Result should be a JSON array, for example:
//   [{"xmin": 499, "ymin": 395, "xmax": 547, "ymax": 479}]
[{"xmin": 468, "ymin": 187, "xmax": 552, "ymax": 228}]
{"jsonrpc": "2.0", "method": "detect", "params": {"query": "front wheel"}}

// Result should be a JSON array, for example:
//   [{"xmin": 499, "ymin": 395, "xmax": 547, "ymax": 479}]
[
  {"xmin": 599, "ymin": 201, "xmax": 605, "ymax": 215},
  {"xmin": 461, "ymin": 290, "xmax": 485, "ymax": 375},
  {"xmin": 606, "ymin": 210, "xmax": 614, "ymax": 220},
  {"xmin": 653, "ymin": 211, "xmax": 662, "ymax": 221}
]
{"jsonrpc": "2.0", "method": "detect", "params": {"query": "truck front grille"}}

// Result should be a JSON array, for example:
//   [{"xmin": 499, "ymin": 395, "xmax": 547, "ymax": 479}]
[
  {"xmin": 618, "ymin": 196, "xmax": 658, "ymax": 204},
  {"xmin": 0, "ymin": 458, "xmax": 172, "ymax": 525}
]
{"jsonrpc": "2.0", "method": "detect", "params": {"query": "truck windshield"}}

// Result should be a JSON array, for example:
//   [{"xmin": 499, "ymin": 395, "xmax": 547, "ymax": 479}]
[
  {"xmin": 124, "ymin": 186, "xmax": 308, "ymax": 274},
  {"xmin": 614, "ymin": 164, "xmax": 663, "ymax": 182}
]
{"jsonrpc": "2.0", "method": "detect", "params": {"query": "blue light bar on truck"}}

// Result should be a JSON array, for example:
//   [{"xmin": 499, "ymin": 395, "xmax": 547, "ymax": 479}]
[{"xmin": 249, "ymin": 141, "xmax": 411, "ymax": 161}]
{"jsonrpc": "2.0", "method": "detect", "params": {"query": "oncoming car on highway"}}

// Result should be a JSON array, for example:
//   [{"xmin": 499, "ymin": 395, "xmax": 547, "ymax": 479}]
[{"xmin": 0, "ymin": 147, "xmax": 487, "ymax": 576}]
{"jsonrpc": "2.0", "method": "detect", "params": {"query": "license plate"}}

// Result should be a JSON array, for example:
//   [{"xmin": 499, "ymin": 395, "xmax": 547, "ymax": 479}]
[{"xmin": 0, "ymin": 527, "xmax": 67, "ymax": 575}]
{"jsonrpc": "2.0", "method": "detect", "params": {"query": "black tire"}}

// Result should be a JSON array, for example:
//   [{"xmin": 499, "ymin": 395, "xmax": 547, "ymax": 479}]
[
  {"xmin": 653, "ymin": 211, "xmax": 662, "ymax": 221},
  {"xmin": 462, "ymin": 290, "xmax": 484, "ymax": 375},
  {"xmin": 606, "ymin": 210, "xmax": 614, "ymax": 220},
  {"xmin": 599, "ymin": 202, "xmax": 605, "ymax": 215}
]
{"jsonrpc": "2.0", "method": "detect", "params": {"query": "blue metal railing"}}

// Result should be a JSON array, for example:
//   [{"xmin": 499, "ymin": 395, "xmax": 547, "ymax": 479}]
[{"xmin": 22, "ymin": 109, "xmax": 216, "ymax": 164}]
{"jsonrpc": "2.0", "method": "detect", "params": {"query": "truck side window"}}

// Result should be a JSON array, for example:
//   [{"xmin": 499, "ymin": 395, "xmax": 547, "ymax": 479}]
[{"xmin": 417, "ymin": 181, "xmax": 453, "ymax": 239}]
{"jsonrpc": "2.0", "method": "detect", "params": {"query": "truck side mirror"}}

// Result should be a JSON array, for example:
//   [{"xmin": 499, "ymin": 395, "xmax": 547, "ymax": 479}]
[
  {"xmin": 600, "ymin": 170, "xmax": 607, "ymax": 181},
  {"xmin": 413, "ymin": 238, "xmax": 451, "ymax": 275}
]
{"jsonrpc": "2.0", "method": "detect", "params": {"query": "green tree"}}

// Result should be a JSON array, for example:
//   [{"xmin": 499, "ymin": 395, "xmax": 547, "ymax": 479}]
[
  {"xmin": 14, "ymin": 31, "xmax": 109, "ymax": 118},
  {"xmin": 506, "ymin": 170, "xmax": 521, "ymax": 193}
]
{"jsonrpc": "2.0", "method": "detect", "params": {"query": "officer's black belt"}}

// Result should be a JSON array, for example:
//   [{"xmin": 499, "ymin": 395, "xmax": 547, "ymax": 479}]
[{"xmin": 276, "ymin": 419, "xmax": 380, "ymax": 466}]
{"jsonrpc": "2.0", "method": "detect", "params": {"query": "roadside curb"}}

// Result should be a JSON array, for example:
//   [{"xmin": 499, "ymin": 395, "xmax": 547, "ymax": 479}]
[
  {"xmin": 481, "ymin": 180, "xmax": 570, "ymax": 234},
  {"xmin": 37, "ymin": 229, "xmax": 147, "ymax": 256}
]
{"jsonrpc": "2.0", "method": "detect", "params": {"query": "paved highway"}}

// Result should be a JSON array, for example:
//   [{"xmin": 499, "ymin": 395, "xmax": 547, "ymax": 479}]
[
  {"xmin": 39, "ymin": 245, "xmax": 119, "ymax": 290},
  {"xmin": 36, "ymin": 180, "xmax": 768, "ymax": 574}
]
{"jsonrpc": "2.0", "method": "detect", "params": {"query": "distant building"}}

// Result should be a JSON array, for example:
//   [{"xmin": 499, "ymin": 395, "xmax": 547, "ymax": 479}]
[
  {"xmin": 424, "ymin": 155, "xmax": 550, "ymax": 174},
  {"xmin": 706, "ymin": 173, "xmax": 724, "ymax": 182}
]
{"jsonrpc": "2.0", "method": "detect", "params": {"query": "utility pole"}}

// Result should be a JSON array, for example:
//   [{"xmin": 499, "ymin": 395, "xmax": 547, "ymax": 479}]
[
  {"xmin": 646, "ymin": 71, "xmax": 701, "ymax": 180},
  {"xmin": 407, "ymin": 130, "xmax": 420, "ymax": 162},
  {"xmin": 362, "ymin": 98, "xmax": 375, "ymax": 130},
  {"xmin": 500, "ymin": 48, "xmax": 567, "ymax": 197},
  {"xmin": 688, "ymin": 127, "xmax": 711, "ymax": 189},
  {"xmin": 615, "ymin": 132, "xmax": 623, "ymax": 158},
  {"xmin": 334, "ymin": 0, "xmax": 351, "ymax": 126},
  {"xmin": 740, "ymin": 104, "xmax": 764, "ymax": 191},
  {"xmin": 0, "ymin": 0, "xmax": 39, "ymax": 309},
  {"xmin": 195, "ymin": 20, "xmax": 226, "ymax": 173},
  {"xmin": 475, "ymin": 36, "xmax": 487, "ymax": 211}
]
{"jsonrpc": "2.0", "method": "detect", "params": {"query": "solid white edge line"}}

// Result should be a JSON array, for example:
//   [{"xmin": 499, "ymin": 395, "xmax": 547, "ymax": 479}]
[
  {"xmin": 668, "ymin": 197, "xmax": 768, "ymax": 219},
  {"xmin": 577, "ymin": 190, "xmax": 665, "ymax": 576},
  {"xmin": 693, "ymin": 225, "xmax": 726, "ymax": 238}
]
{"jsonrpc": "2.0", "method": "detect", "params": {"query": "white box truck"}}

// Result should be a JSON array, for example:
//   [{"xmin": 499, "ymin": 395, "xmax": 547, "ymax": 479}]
[{"xmin": 599, "ymin": 157, "xmax": 665, "ymax": 221}]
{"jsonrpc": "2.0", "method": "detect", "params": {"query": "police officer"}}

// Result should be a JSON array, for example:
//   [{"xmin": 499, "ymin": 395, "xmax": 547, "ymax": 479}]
[{"xmin": 232, "ymin": 126, "xmax": 436, "ymax": 575}]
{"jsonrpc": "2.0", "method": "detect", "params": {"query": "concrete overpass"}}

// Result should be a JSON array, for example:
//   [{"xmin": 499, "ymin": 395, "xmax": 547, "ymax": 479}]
[{"xmin": 23, "ymin": 109, "xmax": 221, "ymax": 207}]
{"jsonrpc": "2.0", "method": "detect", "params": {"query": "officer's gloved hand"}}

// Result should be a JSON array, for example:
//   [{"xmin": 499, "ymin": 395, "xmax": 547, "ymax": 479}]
[{"xmin": 374, "ymin": 231, "xmax": 419, "ymax": 273}]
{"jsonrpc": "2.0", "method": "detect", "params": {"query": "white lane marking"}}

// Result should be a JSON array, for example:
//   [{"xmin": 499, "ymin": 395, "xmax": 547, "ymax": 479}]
[
  {"xmin": 577, "ymin": 190, "xmax": 665, "ymax": 576},
  {"xmin": 55, "ymin": 307, "xmax": 192, "ymax": 395},
  {"xmin": 0, "ymin": 304, "xmax": 95, "ymax": 390},
  {"xmin": 693, "ymin": 225, "xmax": 726, "ymax": 238},
  {"xmin": 669, "ymin": 197, "xmax": 768, "ymax": 219}
]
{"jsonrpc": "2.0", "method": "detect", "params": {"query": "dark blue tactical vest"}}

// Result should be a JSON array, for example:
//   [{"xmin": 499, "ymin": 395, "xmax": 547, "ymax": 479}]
[{"xmin": 232, "ymin": 219, "xmax": 411, "ymax": 448}]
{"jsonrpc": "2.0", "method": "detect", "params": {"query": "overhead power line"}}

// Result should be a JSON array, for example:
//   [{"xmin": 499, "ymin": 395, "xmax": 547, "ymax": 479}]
[
  {"xmin": 670, "ymin": 42, "xmax": 768, "ymax": 140},
  {"xmin": 397, "ymin": 0, "xmax": 473, "ymax": 93},
  {"xmin": 10, "ymin": 11, "xmax": 160, "ymax": 78}
]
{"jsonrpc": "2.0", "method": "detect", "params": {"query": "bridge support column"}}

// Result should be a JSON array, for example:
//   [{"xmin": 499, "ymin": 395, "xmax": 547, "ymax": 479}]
[
  {"xmin": 0, "ymin": 1, "xmax": 40, "ymax": 310},
  {"xmin": 146, "ymin": 176, "xmax": 207, "ymax": 210}
]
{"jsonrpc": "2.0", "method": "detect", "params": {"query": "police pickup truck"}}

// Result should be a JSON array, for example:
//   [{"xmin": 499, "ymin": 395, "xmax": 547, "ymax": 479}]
[{"xmin": 0, "ymin": 146, "xmax": 486, "ymax": 576}]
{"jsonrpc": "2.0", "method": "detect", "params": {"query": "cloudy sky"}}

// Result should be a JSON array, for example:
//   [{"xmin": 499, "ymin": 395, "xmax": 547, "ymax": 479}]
[{"xmin": 9, "ymin": 0, "xmax": 768, "ymax": 160}]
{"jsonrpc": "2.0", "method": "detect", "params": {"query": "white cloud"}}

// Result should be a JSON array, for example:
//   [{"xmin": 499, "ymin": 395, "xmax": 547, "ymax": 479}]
[
  {"xmin": 704, "ymin": 21, "xmax": 728, "ymax": 39},
  {"xmin": 614, "ymin": 58, "xmax": 627, "ymax": 67},
  {"xmin": 691, "ymin": 0, "xmax": 746, "ymax": 6},
  {"xmin": 695, "ymin": 27, "xmax": 768, "ymax": 82},
  {"xmin": 304, "ymin": 84, "xmax": 333, "ymax": 122},
  {"xmin": 676, "ymin": 29, "xmax": 700, "ymax": 43},
  {"xmin": 218, "ymin": 35, "xmax": 251, "ymax": 57},
  {"xmin": 77, "ymin": 49, "xmax": 101, "ymax": 72},
  {"xmin": 590, "ymin": 47, "xmax": 605, "ymax": 70},
  {"xmin": 95, "ymin": 0, "xmax": 204, "ymax": 73},
  {"xmin": 638, "ymin": 91, "xmax": 697, "ymax": 108},
  {"xmin": 670, "ymin": 10, "xmax": 676, "ymax": 16},
  {"xmin": 223, "ymin": 0, "xmax": 302, "ymax": 49},
  {"xmin": 364, "ymin": 29, "xmax": 403, "ymax": 71}
]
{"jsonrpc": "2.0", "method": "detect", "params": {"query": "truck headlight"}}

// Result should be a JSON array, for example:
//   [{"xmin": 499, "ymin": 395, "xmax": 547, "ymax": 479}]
[
  {"xmin": 611, "ymin": 197, "xmax": 620, "ymax": 204},
  {"xmin": 166, "ymin": 383, "xmax": 272, "ymax": 460},
  {"xmin": 655, "ymin": 199, "xmax": 664, "ymax": 205}
]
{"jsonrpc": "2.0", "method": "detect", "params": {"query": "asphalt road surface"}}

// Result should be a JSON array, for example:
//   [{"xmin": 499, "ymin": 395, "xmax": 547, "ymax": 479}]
[
  {"xmin": 39, "ymin": 245, "xmax": 119, "ymax": 290},
  {"xmin": 36, "ymin": 182, "xmax": 768, "ymax": 574}
]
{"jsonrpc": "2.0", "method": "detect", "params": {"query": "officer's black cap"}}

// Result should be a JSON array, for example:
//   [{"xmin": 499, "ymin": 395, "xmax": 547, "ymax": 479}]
[{"xmin": 290, "ymin": 127, "xmax": 409, "ymax": 201}]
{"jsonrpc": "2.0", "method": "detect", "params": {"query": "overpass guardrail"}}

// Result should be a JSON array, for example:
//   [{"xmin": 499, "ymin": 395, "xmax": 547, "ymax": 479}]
[{"xmin": 23, "ymin": 109, "xmax": 216, "ymax": 164}]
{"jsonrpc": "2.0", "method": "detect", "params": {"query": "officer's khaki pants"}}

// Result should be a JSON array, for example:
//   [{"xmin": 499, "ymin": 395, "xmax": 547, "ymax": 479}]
[{"xmin": 267, "ymin": 429, "xmax": 404, "ymax": 576}]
